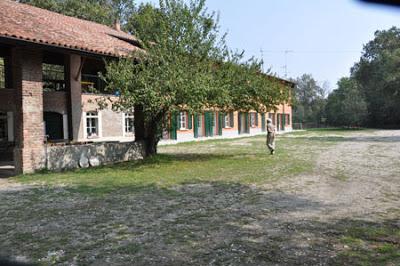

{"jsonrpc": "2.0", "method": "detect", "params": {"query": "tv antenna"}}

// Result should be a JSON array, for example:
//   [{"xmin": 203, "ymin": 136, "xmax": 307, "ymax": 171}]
[{"xmin": 282, "ymin": 50, "xmax": 293, "ymax": 78}]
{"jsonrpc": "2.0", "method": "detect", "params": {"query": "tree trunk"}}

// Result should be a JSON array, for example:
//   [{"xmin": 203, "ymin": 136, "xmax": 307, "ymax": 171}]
[
  {"xmin": 143, "ymin": 112, "xmax": 165, "ymax": 157},
  {"xmin": 134, "ymin": 104, "xmax": 145, "ymax": 141}
]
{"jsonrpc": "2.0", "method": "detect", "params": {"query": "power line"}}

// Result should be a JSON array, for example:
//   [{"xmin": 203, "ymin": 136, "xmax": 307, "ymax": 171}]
[{"xmin": 256, "ymin": 49, "xmax": 361, "ymax": 54}]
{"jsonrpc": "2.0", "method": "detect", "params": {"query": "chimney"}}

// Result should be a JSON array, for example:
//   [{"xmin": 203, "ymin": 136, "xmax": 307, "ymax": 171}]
[{"xmin": 114, "ymin": 19, "xmax": 121, "ymax": 31}]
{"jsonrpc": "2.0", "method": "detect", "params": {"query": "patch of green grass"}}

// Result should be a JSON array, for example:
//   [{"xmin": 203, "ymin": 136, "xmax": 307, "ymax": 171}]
[
  {"xmin": 340, "ymin": 236, "xmax": 364, "ymax": 247},
  {"xmin": 335, "ymin": 223, "xmax": 400, "ymax": 266},
  {"xmin": 13, "ymin": 129, "xmax": 358, "ymax": 195}
]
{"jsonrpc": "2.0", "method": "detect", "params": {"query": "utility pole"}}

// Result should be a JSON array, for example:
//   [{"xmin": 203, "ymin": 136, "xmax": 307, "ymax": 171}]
[
  {"xmin": 282, "ymin": 50, "xmax": 293, "ymax": 78},
  {"xmin": 260, "ymin": 48, "xmax": 264, "ymax": 72}
]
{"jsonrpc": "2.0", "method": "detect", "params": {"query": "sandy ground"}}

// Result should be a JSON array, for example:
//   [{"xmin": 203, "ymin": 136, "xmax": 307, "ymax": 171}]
[
  {"xmin": 264, "ymin": 130, "xmax": 400, "ymax": 222},
  {"xmin": 0, "ymin": 130, "xmax": 399, "ymax": 265}
]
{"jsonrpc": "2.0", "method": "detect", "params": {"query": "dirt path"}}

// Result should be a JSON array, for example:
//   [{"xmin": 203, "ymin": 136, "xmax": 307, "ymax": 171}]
[{"xmin": 266, "ymin": 130, "xmax": 400, "ymax": 222}]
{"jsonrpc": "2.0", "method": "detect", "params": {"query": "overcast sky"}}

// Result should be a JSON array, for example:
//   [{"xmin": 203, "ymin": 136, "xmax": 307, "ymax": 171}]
[{"xmin": 138, "ymin": 0, "xmax": 400, "ymax": 90}]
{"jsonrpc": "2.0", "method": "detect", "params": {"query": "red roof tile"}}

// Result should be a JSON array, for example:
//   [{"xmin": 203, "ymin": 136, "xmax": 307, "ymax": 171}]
[{"xmin": 0, "ymin": 0, "xmax": 141, "ymax": 57}]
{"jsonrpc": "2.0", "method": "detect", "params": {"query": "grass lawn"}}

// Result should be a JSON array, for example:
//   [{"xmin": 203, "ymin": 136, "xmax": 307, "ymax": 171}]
[
  {"xmin": 1, "ymin": 129, "xmax": 399, "ymax": 265},
  {"xmin": 15, "ymin": 131, "xmax": 329, "ymax": 191}
]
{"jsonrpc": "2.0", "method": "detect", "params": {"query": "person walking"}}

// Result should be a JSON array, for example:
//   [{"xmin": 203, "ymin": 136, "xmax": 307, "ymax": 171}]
[{"xmin": 266, "ymin": 118, "xmax": 276, "ymax": 155}]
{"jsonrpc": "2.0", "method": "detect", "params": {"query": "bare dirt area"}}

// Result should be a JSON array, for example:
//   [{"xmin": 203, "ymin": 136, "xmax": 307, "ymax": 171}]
[{"xmin": 0, "ymin": 130, "xmax": 399, "ymax": 265}]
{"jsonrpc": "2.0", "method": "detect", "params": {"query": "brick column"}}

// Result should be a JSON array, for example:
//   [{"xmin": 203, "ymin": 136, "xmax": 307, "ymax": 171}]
[
  {"xmin": 68, "ymin": 54, "xmax": 84, "ymax": 141},
  {"xmin": 13, "ymin": 48, "xmax": 45, "ymax": 174}
]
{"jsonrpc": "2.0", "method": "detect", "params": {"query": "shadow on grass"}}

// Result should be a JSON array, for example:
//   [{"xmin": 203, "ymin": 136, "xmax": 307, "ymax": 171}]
[{"xmin": 0, "ymin": 181, "xmax": 399, "ymax": 265}]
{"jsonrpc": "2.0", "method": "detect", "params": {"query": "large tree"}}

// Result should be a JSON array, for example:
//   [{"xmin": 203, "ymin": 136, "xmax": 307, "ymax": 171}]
[
  {"xmin": 325, "ymin": 77, "xmax": 367, "ymax": 127},
  {"xmin": 292, "ymin": 74, "xmax": 327, "ymax": 126},
  {"xmin": 104, "ymin": 0, "xmax": 288, "ymax": 155},
  {"xmin": 351, "ymin": 27, "xmax": 400, "ymax": 127},
  {"xmin": 18, "ymin": 0, "xmax": 134, "ymax": 27}
]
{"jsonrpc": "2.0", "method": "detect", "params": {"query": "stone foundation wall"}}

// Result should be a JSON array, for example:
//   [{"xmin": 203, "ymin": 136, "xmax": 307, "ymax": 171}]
[{"xmin": 45, "ymin": 141, "xmax": 145, "ymax": 171}]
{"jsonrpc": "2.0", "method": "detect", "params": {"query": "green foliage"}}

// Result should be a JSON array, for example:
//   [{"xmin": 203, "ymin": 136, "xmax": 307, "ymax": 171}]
[
  {"xmin": 18, "ymin": 0, "xmax": 134, "ymax": 27},
  {"xmin": 351, "ymin": 27, "xmax": 400, "ymax": 127},
  {"xmin": 292, "ymin": 74, "xmax": 327, "ymax": 125},
  {"xmin": 326, "ymin": 77, "xmax": 367, "ymax": 127},
  {"xmin": 104, "ymin": 0, "xmax": 288, "ymax": 154}
]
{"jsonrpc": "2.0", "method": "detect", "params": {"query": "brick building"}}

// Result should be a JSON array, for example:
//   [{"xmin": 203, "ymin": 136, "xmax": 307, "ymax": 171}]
[{"xmin": 0, "ymin": 0, "xmax": 293, "ymax": 174}]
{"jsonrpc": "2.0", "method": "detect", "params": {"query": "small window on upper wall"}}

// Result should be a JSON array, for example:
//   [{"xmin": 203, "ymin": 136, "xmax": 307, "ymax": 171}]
[
  {"xmin": 125, "ymin": 113, "xmax": 134, "ymax": 134},
  {"xmin": 0, "ymin": 58, "xmax": 5, "ymax": 89},
  {"xmin": 43, "ymin": 63, "xmax": 66, "ymax": 91},
  {"xmin": 179, "ymin": 112, "xmax": 187, "ymax": 130},
  {"xmin": 86, "ymin": 112, "xmax": 99, "ymax": 138}
]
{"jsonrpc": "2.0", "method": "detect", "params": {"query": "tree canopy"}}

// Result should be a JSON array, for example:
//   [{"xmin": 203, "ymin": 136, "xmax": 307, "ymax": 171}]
[
  {"xmin": 325, "ymin": 77, "xmax": 367, "ymax": 127},
  {"xmin": 351, "ymin": 27, "xmax": 400, "ymax": 127},
  {"xmin": 18, "ymin": 0, "xmax": 134, "ymax": 27},
  {"xmin": 103, "ymin": 0, "xmax": 289, "ymax": 155},
  {"xmin": 291, "ymin": 74, "xmax": 327, "ymax": 126}
]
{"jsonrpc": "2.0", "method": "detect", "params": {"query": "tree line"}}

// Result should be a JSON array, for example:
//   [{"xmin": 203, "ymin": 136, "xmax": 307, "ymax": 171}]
[{"xmin": 292, "ymin": 27, "xmax": 400, "ymax": 129}]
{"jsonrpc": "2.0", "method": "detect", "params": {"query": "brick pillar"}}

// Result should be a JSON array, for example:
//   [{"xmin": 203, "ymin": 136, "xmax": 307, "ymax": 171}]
[
  {"xmin": 68, "ymin": 54, "xmax": 84, "ymax": 141},
  {"xmin": 13, "ymin": 48, "xmax": 45, "ymax": 174}
]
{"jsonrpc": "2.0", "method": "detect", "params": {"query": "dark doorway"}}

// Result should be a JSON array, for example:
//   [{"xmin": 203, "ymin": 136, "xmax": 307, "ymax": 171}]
[{"xmin": 44, "ymin": 112, "xmax": 64, "ymax": 140}]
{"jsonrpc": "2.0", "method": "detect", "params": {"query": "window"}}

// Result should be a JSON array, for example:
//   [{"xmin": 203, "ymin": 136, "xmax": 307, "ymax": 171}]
[
  {"xmin": 0, "ymin": 112, "xmax": 7, "ymax": 142},
  {"xmin": 224, "ymin": 112, "xmax": 234, "ymax": 128},
  {"xmin": 125, "ymin": 113, "xmax": 134, "ymax": 134},
  {"xmin": 225, "ymin": 114, "xmax": 230, "ymax": 128},
  {"xmin": 0, "ymin": 57, "xmax": 5, "ymax": 89},
  {"xmin": 43, "ymin": 63, "xmax": 65, "ymax": 91},
  {"xmin": 179, "ymin": 112, "xmax": 187, "ymax": 130},
  {"xmin": 250, "ymin": 112, "xmax": 258, "ymax": 127},
  {"xmin": 286, "ymin": 114, "xmax": 291, "ymax": 125},
  {"xmin": 268, "ymin": 113, "xmax": 275, "ymax": 125},
  {"xmin": 86, "ymin": 112, "xmax": 99, "ymax": 138}
]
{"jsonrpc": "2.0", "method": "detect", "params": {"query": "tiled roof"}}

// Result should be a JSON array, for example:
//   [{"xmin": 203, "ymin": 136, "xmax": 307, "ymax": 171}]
[{"xmin": 0, "ymin": 0, "xmax": 141, "ymax": 57}]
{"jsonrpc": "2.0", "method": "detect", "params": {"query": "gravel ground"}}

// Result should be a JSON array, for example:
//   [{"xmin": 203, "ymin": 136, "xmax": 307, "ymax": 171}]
[{"xmin": 0, "ymin": 130, "xmax": 399, "ymax": 265}]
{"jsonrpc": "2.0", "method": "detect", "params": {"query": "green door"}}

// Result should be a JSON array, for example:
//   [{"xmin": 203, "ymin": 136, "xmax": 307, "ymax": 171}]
[
  {"xmin": 193, "ymin": 113, "xmax": 198, "ymax": 138},
  {"xmin": 238, "ymin": 112, "xmax": 242, "ymax": 134},
  {"xmin": 170, "ymin": 112, "xmax": 178, "ymax": 140},
  {"xmin": 218, "ymin": 112, "xmax": 223, "ymax": 136},
  {"xmin": 261, "ymin": 113, "xmax": 266, "ymax": 132},
  {"xmin": 204, "ymin": 112, "xmax": 211, "ymax": 137}
]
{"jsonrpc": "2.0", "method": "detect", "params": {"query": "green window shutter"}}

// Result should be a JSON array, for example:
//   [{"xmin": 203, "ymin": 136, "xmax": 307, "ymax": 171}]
[
  {"xmin": 188, "ymin": 112, "xmax": 192, "ymax": 129},
  {"xmin": 282, "ymin": 113, "xmax": 286, "ymax": 130},
  {"xmin": 230, "ymin": 112, "xmax": 234, "ymax": 128},
  {"xmin": 245, "ymin": 113, "xmax": 249, "ymax": 133},
  {"xmin": 238, "ymin": 112, "xmax": 241, "ymax": 134},
  {"xmin": 210, "ymin": 112, "xmax": 214, "ymax": 137},
  {"xmin": 170, "ymin": 112, "xmax": 177, "ymax": 140},
  {"xmin": 204, "ymin": 112, "xmax": 209, "ymax": 137},
  {"xmin": 193, "ymin": 113, "xmax": 198, "ymax": 138},
  {"xmin": 218, "ymin": 112, "xmax": 223, "ymax": 135}
]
